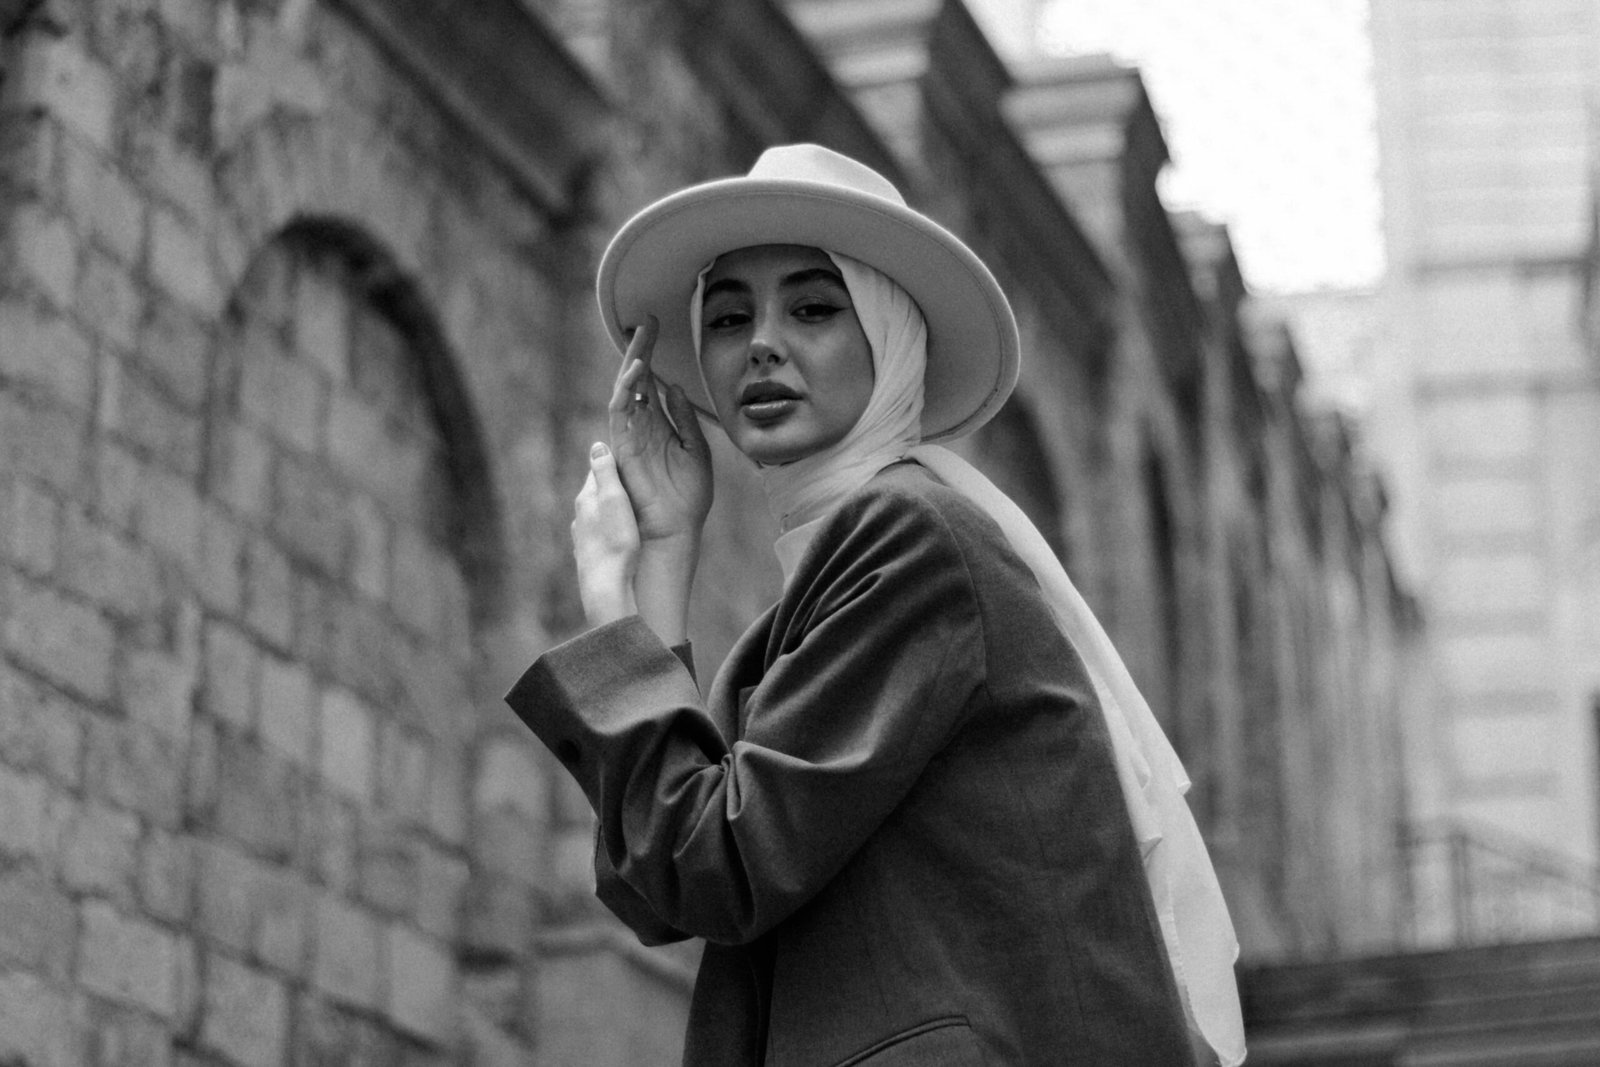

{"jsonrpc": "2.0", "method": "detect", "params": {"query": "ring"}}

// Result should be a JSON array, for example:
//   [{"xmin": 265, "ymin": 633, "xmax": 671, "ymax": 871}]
[{"xmin": 631, "ymin": 390, "xmax": 649, "ymax": 406}]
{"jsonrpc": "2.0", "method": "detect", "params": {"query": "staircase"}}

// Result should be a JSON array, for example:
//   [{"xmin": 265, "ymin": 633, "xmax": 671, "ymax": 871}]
[{"xmin": 1240, "ymin": 934, "xmax": 1600, "ymax": 1066}]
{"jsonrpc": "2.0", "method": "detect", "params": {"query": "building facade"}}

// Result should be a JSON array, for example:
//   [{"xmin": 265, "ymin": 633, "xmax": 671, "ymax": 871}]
[
  {"xmin": 0, "ymin": 0, "xmax": 1412, "ymax": 1061},
  {"xmin": 1367, "ymin": 0, "xmax": 1600, "ymax": 870}
]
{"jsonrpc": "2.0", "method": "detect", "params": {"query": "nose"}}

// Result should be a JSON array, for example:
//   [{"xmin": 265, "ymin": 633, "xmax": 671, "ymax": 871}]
[{"xmin": 748, "ymin": 314, "xmax": 786, "ymax": 367}]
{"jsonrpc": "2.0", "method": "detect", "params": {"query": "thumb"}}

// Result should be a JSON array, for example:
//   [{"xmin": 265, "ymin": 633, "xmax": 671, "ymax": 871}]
[
  {"xmin": 666, "ymin": 384, "xmax": 707, "ymax": 451},
  {"xmin": 590, "ymin": 441, "xmax": 620, "ymax": 485}
]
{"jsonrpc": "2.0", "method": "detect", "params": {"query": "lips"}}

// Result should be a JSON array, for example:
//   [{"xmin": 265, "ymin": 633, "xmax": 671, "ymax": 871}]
[
  {"xmin": 739, "ymin": 381, "xmax": 801, "ymax": 404},
  {"xmin": 738, "ymin": 380, "xmax": 802, "ymax": 423}
]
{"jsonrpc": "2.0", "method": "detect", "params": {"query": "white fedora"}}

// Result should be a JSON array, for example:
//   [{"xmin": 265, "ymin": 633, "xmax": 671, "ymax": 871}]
[{"xmin": 595, "ymin": 144, "xmax": 1020, "ymax": 442}]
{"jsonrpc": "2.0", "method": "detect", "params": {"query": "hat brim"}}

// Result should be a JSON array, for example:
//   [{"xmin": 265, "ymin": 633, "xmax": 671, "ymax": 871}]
[{"xmin": 596, "ymin": 177, "xmax": 1020, "ymax": 442}]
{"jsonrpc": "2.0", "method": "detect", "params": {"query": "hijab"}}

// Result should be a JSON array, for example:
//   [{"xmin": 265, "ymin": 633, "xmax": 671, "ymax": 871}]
[{"xmin": 692, "ymin": 250, "xmax": 1246, "ymax": 1067}]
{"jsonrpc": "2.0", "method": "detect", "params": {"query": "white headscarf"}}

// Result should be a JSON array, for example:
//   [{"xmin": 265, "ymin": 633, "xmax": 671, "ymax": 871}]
[{"xmin": 692, "ymin": 252, "xmax": 1246, "ymax": 1066}]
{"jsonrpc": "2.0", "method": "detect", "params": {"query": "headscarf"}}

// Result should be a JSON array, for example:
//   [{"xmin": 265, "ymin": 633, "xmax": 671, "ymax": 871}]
[{"xmin": 692, "ymin": 251, "xmax": 1246, "ymax": 1066}]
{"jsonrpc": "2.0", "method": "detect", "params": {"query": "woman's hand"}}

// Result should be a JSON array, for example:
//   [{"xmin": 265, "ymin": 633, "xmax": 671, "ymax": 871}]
[
  {"xmin": 572, "ymin": 441, "xmax": 640, "ymax": 628},
  {"xmin": 569, "ymin": 317, "xmax": 712, "ymax": 642},
  {"xmin": 607, "ymin": 316, "xmax": 714, "ymax": 548}
]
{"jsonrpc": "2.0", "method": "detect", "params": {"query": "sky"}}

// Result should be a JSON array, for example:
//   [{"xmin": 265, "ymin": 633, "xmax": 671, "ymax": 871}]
[{"xmin": 1026, "ymin": 0, "xmax": 1386, "ymax": 294}]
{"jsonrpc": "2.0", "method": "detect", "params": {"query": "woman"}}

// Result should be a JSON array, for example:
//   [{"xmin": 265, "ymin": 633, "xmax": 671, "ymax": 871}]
[{"xmin": 507, "ymin": 145, "xmax": 1245, "ymax": 1066}]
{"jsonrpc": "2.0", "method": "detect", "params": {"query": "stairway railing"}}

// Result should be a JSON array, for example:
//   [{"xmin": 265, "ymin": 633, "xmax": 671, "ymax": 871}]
[{"xmin": 1400, "ymin": 819, "xmax": 1600, "ymax": 949}]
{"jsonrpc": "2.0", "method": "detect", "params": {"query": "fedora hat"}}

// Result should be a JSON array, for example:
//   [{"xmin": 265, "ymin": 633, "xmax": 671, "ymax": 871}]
[{"xmin": 595, "ymin": 144, "xmax": 1020, "ymax": 442}]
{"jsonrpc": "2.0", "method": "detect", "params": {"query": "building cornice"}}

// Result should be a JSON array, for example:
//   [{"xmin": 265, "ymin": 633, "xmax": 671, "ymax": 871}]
[{"xmin": 328, "ymin": 0, "xmax": 613, "ymax": 216}]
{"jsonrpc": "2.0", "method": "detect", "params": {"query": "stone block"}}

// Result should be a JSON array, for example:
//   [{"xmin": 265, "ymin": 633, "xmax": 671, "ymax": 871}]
[
  {"xmin": 306, "ymin": 789, "xmax": 359, "ymax": 896},
  {"xmin": 7, "ymin": 204, "xmax": 78, "ymax": 309},
  {"xmin": 58, "ymin": 797, "xmax": 140, "ymax": 899},
  {"xmin": 311, "ymin": 893, "xmax": 384, "ymax": 1012},
  {"xmin": 0, "ymin": 473, "xmax": 62, "ymax": 576},
  {"xmin": 76, "ymin": 246, "xmax": 143, "ymax": 351},
  {"xmin": 78, "ymin": 899, "xmax": 179, "ymax": 1017},
  {"xmin": 2, "ymin": 36, "xmax": 117, "ymax": 148},
  {"xmin": 473, "ymin": 735, "xmax": 546, "ymax": 822},
  {"xmin": 376, "ymin": 721, "xmax": 430, "ymax": 826},
  {"xmin": 272, "ymin": 453, "xmax": 349, "ymax": 576},
  {"xmin": 429, "ymin": 743, "xmax": 469, "ymax": 847},
  {"xmin": 139, "ymin": 827, "xmax": 195, "ymax": 925},
  {"xmin": 82, "ymin": 998, "xmax": 170, "ymax": 1067},
  {"xmin": 5, "ymin": 571, "xmax": 115, "ymax": 702},
  {"xmin": 0, "ymin": 109, "xmax": 56, "ymax": 203},
  {"xmin": 60, "ymin": 506, "xmax": 167, "ymax": 619},
  {"xmin": 357, "ymin": 813, "xmax": 418, "ymax": 919},
  {"xmin": 459, "ymin": 875, "xmax": 534, "ymax": 962},
  {"xmin": 0, "ymin": 660, "xmax": 85, "ymax": 786},
  {"xmin": 149, "ymin": 207, "xmax": 221, "ymax": 313},
  {"xmin": 138, "ymin": 297, "xmax": 211, "ymax": 408},
  {"xmin": 243, "ymin": 535, "xmax": 295, "ymax": 650},
  {"xmin": 387, "ymin": 924, "xmax": 457, "ymax": 1044},
  {"xmin": 329, "ymin": 597, "xmax": 400, "ymax": 706},
  {"xmin": 390, "ymin": 527, "xmax": 439, "ymax": 637},
  {"xmin": 201, "ymin": 618, "xmax": 260, "ymax": 730},
  {"xmin": 0, "ymin": 764, "xmax": 49, "ymax": 863},
  {"xmin": 1438, "ymin": 628, "xmax": 1551, "ymax": 695},
  {"xmin": 118, "ymin": 643, "xmax": 197, "ymax": 736},
  {"xmin": 259, "ymin": 653, "xmax": 314, "ymax": 768},
  {"xmin": 201, "ymin": 953, "xmax": 289, "ymax": 1067},
  {"xmin": 196, "ymin": 504, "xmax": 245, "ymax": 613},
  {"xmin": 414, "ymin": 844, "xmax": 469, "ymax": 942},
  {"xmin": 211, "ymin": 731, "xmax": 299, "ymax": 861},
  {"xmin": 124, "ymin": 455, "xmax": 204, "ymax": 563},
  {"xmin": 0, "ymin": 393, "xmax": 87, "ymax": 492},
  {"xmin": 0, "ymin": 864, "xmax": 75, "ymax": 981},
  {"xmin": 1450, "ymin": 707, "xmax": 1555, "ymax": 785},
  {"xmin": 533, "ymin": 948, "xmax": 689, "ymax": 1067},
  {"xmin": 0, "ymin": 971, "xmax": 78, "ymax": 1067},
  {"xmin": 239, "ymin": 340, "xmax": 325, "ymax": 455},
  {"xmin": 347, "ymin": 492, "xmax": 390, "ymax": 601},
  {"xmin": 320, "ymin": 685, "xmax": 375, "ymax": 802},
  {"xmin": 86, "ymin": 716, "xmax": 184, "ymax": 827},
  {"xmin": 470, "ymin": 808, "xmax": 543, "ymax": 887},
  {"xmin": 1424, "ymin": 391, "xmax": 1540, "ymax": 468},
  {"xmin": 295, "ymin": 255, "xmax": 350, "ymax": 382},
  {"xmin": 1435, "ymin": 549, "xmax": 1545, "ymax": 619},
  {"xmin": 97, "ymin": 354, "xmax": 205, "ymax": 478},
  {"xmin": 0, "ymin": 296, "xmax": 95, "ymax": 411},
  {"xmin": 59, "ymin": 130, "xmax": 146, "ymax": 266},
  {"xmin": 253, "ymin": 865, "xmax": 310, "ymax": 977},
  {"xmin": 195, "ymin": 837, "xmax": 262, "ymax": 953},
  {"xmin": 290, "ymin": 568, "xmax": 335, "ymax": 673},
  {"xmin": 207, "ymin": 422, "xmax": 273, "ymax": 521}
]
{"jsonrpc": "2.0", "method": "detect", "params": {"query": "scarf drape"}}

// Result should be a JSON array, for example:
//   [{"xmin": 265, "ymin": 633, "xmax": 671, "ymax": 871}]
[{"xmin": 691, "ymin": 251, "xmax": 1246, "ymax": 1066}]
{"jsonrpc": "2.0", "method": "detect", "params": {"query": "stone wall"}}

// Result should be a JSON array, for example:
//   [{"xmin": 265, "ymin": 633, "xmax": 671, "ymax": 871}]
[{"xmin": 0, "ymin": 0, "xmax": 1416, "ymax": 1062}]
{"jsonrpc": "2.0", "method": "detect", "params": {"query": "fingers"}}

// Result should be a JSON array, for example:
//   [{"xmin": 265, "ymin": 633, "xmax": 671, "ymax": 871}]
[
  {"xmin": 609, "ymin": 317, "xmax": 662, "ymax": 415},
  {"xmin": 664, "ymin": 382, "xmax": 707, "ymax": 452}
]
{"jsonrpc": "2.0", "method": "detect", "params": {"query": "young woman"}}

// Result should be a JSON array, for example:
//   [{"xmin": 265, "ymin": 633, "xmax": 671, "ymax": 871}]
[{"xmin": 507, "ymin": 145, "xmax": 1245, "ymax": 1066}]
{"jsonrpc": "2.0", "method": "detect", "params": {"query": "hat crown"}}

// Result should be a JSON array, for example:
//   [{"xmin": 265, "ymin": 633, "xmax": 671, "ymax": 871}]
[{"xmin": 747, "ymin": 144, "xmax": 905, "ymax": 207}]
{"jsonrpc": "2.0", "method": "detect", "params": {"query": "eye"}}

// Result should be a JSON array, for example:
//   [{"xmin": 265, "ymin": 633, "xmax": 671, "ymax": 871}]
[
  {"xmin": 793, "ymin": 301, "xmax": 843, "ymax": 322},
  {"xmin": 703, "ymin": 308, "xmax": 750, "ymax": 331}
]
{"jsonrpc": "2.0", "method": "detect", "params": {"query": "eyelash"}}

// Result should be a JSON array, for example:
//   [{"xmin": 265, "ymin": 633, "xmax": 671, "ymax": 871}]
[{"xmin": 705, "ymin": 302, "xmax": 841, "ymax": 331}]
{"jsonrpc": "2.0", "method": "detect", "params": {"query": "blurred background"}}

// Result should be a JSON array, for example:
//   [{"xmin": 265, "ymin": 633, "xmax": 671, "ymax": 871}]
[{"xmin": 0, "ymin": 0, "xmax": 1595, "ymax": 1063}]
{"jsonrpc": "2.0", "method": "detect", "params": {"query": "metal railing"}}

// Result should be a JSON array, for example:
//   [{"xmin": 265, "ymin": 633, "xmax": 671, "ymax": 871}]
[{"xmin": 1400, "ymin": 819, "xmax": 1600, "ymax": 949}]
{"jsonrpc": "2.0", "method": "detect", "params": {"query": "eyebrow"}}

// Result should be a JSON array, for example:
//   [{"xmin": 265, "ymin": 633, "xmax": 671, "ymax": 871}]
[{"xmin": 703, "ymin": 267, "xmax": 847, "ymax": 302}]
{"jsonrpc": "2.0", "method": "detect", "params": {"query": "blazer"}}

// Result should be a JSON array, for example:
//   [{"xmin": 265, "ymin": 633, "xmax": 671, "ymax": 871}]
[{"xmin": 508, "ymin": 462, "xmax": 1193, "ymax": 1066}]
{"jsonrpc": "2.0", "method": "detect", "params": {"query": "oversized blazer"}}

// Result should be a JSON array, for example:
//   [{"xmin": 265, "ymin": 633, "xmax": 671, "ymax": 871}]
[{"xmin": 508, "ymin": 462, "xmax": 1193, "ymax": 1066}]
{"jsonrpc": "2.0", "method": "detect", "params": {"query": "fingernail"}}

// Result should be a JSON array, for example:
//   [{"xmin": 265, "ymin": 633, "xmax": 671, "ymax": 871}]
[{"xmin": 591, "ymin": 442, "xmax": 609, "ymax": 460}]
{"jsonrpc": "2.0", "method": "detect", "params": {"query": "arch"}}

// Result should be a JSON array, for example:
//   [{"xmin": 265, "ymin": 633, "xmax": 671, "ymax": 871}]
[
  {"xmin": 1142, "ymin": 440, "xmax": 1182, "ymax": 737},
  {"xmin": 218, "ymin": 214, "xmax": 508, "ymax": 625},
  {"xmin": 973, "ymin": 397, "xmax": 1071, "ymax": 568}
]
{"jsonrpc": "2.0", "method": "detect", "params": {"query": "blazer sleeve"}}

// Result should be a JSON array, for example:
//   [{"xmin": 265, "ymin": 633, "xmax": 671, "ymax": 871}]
[{"xmin": 506, "ymin": 487, "xmax": 987, "ymax": 945}]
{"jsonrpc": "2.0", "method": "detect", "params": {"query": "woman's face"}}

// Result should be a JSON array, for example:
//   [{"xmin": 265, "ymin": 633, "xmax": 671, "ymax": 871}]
[{"xmin": 699, "ymin": 245, "xmax": 875, "ymax": 465}]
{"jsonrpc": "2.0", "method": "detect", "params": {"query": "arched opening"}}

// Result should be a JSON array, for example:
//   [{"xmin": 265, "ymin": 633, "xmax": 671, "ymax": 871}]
[
  {"xmin": 972, "ymin": 398, "xmax": 1071, "ymax": 568},
  {"xmin": 1143, "ymin": 444, "xmax": 1182, "ymax": 738}
]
